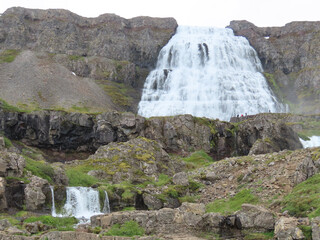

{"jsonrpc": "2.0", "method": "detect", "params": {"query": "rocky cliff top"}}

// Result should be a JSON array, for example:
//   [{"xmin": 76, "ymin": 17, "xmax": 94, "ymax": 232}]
[
  {"xmin": 228, "ymin": 20, "xmax": 320, "ymax": 114},
  {"xmin": 0, "ymin": 7, "xmax": 177, "ymax": 68}
]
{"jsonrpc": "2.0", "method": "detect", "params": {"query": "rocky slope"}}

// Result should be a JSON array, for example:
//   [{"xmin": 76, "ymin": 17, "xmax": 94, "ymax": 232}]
[
  {"xmin": 229, "ymin": 20, "xmax": 320, "ymax": 114},
  {"xmin": 0, "ymin": 7, "xmax": 177, "ymax": 112}
]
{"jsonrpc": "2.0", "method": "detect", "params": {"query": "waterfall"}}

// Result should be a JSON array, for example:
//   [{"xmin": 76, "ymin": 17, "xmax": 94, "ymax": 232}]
[
  {"xmin": 102, "ymin": 191, "xmax": 110, "ymax": 214},
  {"xmin": 138, "ymin": 26, "xmax": 285, "ymax": 121},
  {"xmin": 50, "ymin": 186, "xmax": 57, "ymax": 217},
  {"xmin": 50, "ymin": 187, "xmax": 111, "ymax": 223},
  {"xmin": 300, "ymin": 136, "xmax": 320, "ymax": 148}
]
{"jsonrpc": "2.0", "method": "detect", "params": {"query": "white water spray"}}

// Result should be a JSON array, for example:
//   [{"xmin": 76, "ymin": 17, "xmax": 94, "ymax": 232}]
[
  {"xmin": 300, "ymin": 136, "xmax": 320, "ymax": 148},
  {"xmin": 50, "ymin": 186, "xmax": 57, "ymax": 217},
  {"xmin": 50, "ymin": 187, "xmax": 110, "ymax": 222},
  {"xmin": 138, "ymin": 26, "xmax": 285, "ymax": 121}
]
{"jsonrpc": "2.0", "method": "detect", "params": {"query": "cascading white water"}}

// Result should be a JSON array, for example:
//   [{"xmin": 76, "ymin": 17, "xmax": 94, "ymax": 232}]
[
  {"xmin": 50, "ymin": 187, "xmax": 110, "ymax": 222},
  {"xmin": 300, "ymin": 136, "xmax": 320, "ymax": 148},
  {"xmin": 138, "ymin": 26, "xmax": 285, "ymax": 121},
  {"xmin": 50, "ymin": 186, "xmax": 57, "ymax": 217}
]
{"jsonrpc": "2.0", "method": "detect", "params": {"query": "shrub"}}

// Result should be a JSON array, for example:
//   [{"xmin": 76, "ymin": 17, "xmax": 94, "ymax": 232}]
[
  {"xmin": 206, "ymin": 189, "xmax": 259, "ymax": 215},
  {"xmin": 104, "ymin": 220, "xmax": 145, "ymax": 237}
]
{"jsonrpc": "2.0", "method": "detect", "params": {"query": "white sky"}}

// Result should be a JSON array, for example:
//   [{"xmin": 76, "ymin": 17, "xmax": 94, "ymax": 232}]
[{"xmin": 1, "ymin": 0, "xmax": 320, "ymax": 28}]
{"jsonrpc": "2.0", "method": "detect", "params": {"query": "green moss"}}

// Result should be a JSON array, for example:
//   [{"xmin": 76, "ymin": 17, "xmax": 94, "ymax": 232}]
[
  {"xmin": 179, "ymin": 195, "xmax": 200, "ymax": 203},
  {"xmin": 298, "ymin": 225, "xmax": 312, "ymax": 240},
  {"xmin": 182, "ymin": 150, "xmax": 214, "ymax": 169},
  {"xmin": 24, "ymin": 157, "xmax": 55, "ymax": 183},
  {"xmin": 282, "ymin": 173, "xmax": 320, "ymax": 218},
  {"xmin": 244, "ymin": 232, "xmax": 274, "ymax": 240},
  {"xmin": 121, "ymin": 207, "xmax": 136, "ymax": 211},
  {"xmin": 0, "ymin": 98, "xmax": 26, "ymax": 112},
  {"xmin": 205, "ymin": 189, "xmax": 259, "ymax": 215},
  {"xmin": 154, "ymin": 174, "xmax": 171, "ymax": 187},
  {"xmin": 99, "ymin": 81, "xmax": 133, "ymax": 107},
  {"xmin": 193, "ymin": 117, "xmax": 217, "ymax": 134},
  {"xmin": 263, "ymin": 72, "xmax": 282, "ymax": 99},
  {"xmin": 0, "ymin": 49, "xmax": 20, "ymax": 63},
  {"xmin": 3, "ymin": 136, "xmax": 13, "ymax": 148},
  {"xmin": 104, "ymin": 220, "xmax": 145, "ymax": 237},
  {"xmin": 66, "ymin": 168, "xmax": 98, "ymax": 187}
]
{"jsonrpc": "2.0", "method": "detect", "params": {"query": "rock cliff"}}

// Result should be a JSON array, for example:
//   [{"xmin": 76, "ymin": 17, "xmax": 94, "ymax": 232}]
[
  {"xmin": 229, "ymin": 20, "xmax": 320, "ymax": 114},
  {"xmin": 0, "ymin": 7, "xmax": 177, "ymax": 112}
]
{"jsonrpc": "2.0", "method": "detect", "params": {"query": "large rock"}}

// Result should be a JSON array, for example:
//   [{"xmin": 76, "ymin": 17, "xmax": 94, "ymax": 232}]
[
  {"xmin": 229, "ymin": 20, "xmax": 320, "ymax": 114},
  {"xmin": 236, "ymin": 204, "xmax": 275, "ymax": 231},
  {"xmin": 0, "ymin": 177, "xmax": 7, "ymax": 211},
  {"xmin": 172, "ymin": 172, "xmax": 189, "ymax": 186},
  {"xmin": 274, "ymin": 217, "xmax": 305, "ymax": 240},
  {"xmin": 24, "ymin": 176, "xmax": 49, "ymax": 211},
  {"xmin": 0, "ymin": 151, "xmax": 25, "ymax": 177},
  {"xmin": 293, "ymin": 156, "xmax": 319, "ymax": 185},
  {"xmin": 312, "ymin": 217, "xmax": 320, "ymax": 240}
]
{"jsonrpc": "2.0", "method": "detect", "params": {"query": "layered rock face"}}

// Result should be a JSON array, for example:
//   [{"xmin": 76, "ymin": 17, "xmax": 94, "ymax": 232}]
[
  {"xmin": 0, "ymin": 7, "xmax": 177, "ymax": 68},
  {"xmin": 0, "ymin": 7, "xmax": 177, "ymax": 112},
  {"xmin": 0, "ymin": 107, "xmax": 302, "ymax": 159},
  {"xmin": 229, "ymin": 20, "xmax": 320, "ymax": 114}
]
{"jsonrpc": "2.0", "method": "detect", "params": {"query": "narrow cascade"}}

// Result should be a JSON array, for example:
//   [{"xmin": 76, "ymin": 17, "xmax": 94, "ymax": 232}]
[
  {"xmin": 138, "ymin": 26, "xmax": 285, "ymax": 121},
  {"xmin": 50, "ymin": 186, "xmax": 57, "ymax": 217},
  {"xmin": 102, "ymin": 191, "xmax": 110, "ymax": 214}
]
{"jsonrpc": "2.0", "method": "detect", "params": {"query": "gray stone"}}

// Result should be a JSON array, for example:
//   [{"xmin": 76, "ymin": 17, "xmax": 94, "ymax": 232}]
[
  {"xmin": 0, "ymin": 177, "xmax": 7, "ymax": 211},
  {"xmin": 0, "ymin": 219, "xmax": 11, "ymax": 231},
  {"xmin": 172, "ymin": 172, "xmax": 189, "ymax": 186},
  {"xmin": 142, "ymin": 193, "xmax": 163, "ymax": 210},
  {"xmin": 312, "ymin": 217, "xmax": 320, "ymax": 240},
  {"xmin": 24, "ymin": 176, "xmax": 49, "ymax": 211},
  {"xmin": 274, "ymin": 217, "xmax": 305, "ymax": 240}
]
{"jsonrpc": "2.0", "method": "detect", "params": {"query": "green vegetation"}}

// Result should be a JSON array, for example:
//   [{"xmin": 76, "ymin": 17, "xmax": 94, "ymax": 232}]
[
  {"xmin": 243, "ymin": 232, "xmax": 274, "ymax": 240},
  {"xmin": 3, "ymin": 136, "xmax": 13, "ymax": 148},
  {"xmin": 282, "ymin": 173, "xmax": 320, "ymax": 218},
  {"xmin": 104, "ymin": 220, "xmax": 145, "ymax": 237},
  {"xmin": 263, "ymin": 73, "xmax": 282, "ymax": 100},
  {"xmin": 182, "ymin": 150, "xmax": 214, "ymax": 169},
  {"xmin": 66, "ymin": 168, "xmax": 98, "ymax": 187},
  {"xmin": 0, "ymin": 49, "xmax": 20, "ymax": 63},
  {"xmin": 179, "ymin": 195, "xmax": 200, "ymax": 203},
  {"xmin": 154, "ymin": 174, "xmax": 171, "ymax": 187},
  {"xmin": 24, "ymin": 157, "xmax": 55, "ymax": 183},
  {"xmin": 121, "ymin": 207, "xmax": 136, "ymax": 211},
  {"xmin": 299, "ymin": 225, "xmax": 312, "ymax": 240},
  {"xmin": 24, "ymin": 215, "xmax": 78, "ymax": 231},
  {"xmin": 68, "ymin": 55, "xmax": 84, "ymax": 61},
  {"xmin": 0, "ymin": 98, "xmax": 25, "ymax": 112},
  {"xmin": 205, "ymin": 189, "xmax": 259, "ymax": 215}
]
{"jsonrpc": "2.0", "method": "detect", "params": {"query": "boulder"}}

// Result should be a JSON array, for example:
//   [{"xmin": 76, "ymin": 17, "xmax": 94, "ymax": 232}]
[
  {"xmin": 0, "ymin": 219, "xmax": 11, "ymax": 231},
  {"xmin": 172, "ymin": 172, "xmax": 189, "ymax": 186},
  {"xmin": 178, "ymin": 202, "xmax": 205, "ymax": 215},
  {"xmin": 142, "ymin": 193, "xmax": 163, "ymax": 210},
  {"xmin": 293, "ymin": 156, "xmax": 319, "ymax": 185},
  {"xmin": 52, "ymin": 163, "xmax": 69, "ymax": 185},
  {"xmin": 24, "ymin": 221, "xmax": 51, "ymax": 234},
  {"xmin": 0, "ymin": 151, "xmax": 25, "ymax": 177},
  {"xmin": 236, "ymin": 204, "xmax": 275, "ymax": 231},
  {"xmin": 24, "ymin": 176, "xmax": 49, "ymax": 211},
  {"xmin": 274, "ymin": 217, "xmax": 305, "ymax": 240},
  {"xmin": 312, "ymin": 217, "xmax": 320, "ymax": 240},
  {"xmin": 0, "ymin": 177, "xmax": 7, "ymax": 211}
]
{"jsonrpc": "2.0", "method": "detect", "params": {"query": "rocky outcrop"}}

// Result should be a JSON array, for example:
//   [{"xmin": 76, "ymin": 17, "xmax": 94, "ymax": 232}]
[
  {"xmin": 0, "ymin": 151, "xmax": 25, "ymax": 178},
  {"xmin": 229, "ymin": 20, "xmax": 320, "ymax": 114},
  {"xmin": 0, "ymin": 177, "xmax": 7, "ymax": 210},
  {"xmin": 312, "ymin": 217, "xmax": 320, "ymax": 240},
  {"xmin": 0, "ymin": 108, "xmax": 302, "ymax": 159},
  {"xmin": 274, "ymin": 217, "xmax": 305, "ymax": 240},
  {"xmin": 293, "ymin": 155, "xmax": 320, "ymax": 185},
  {"xmin": 24, "ymin": 176, "xmax": 50, "ymax": 211}
]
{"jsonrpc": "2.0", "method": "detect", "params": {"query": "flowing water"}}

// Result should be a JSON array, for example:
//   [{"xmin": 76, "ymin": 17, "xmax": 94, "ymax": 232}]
[
  {"xmin": 300, "ymin": 136, "xmax": 320, "ymax": 148},
  {"xmin": 138, "ymin": 26, "xmax": 285, "ymax": 121},
  {"xmin": 50, "ymin": 187, "xmax": 110, "ymax": 223}
]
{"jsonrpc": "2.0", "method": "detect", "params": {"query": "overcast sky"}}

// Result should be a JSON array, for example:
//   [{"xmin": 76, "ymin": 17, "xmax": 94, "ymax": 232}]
[{"xmin": 1, "ymin": 0, "xmax": 320, "ymax": 28}]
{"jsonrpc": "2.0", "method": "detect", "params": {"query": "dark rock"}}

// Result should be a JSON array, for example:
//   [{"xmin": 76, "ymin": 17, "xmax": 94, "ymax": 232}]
[
  {"xmin": 5, "ymin": 178, "xmax": 26, "ymax": 209},
  {"xmin": 142, "ymin": 193, "xmax": 163, "ymax": 210}
]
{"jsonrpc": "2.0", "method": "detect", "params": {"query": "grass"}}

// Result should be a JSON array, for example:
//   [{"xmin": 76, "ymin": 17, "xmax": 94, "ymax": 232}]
[
  {"xmin": 243, "ymin": 232, "xmax": 274, "ymax": 240},
  {"xmin": 299, "ymin": 225, "xmax": 312, "ymax": 240},
  {"xmin": 24, "ymin": 215, "xmax": 78, "ymax": 231},
  {"xmin": 3, "ymin": 136, "xmax": 13, "ymax": 148},
  {"xmin": 282, "ymin": 173, "xmax": 320, "ymax": 218},
  {"xmin": 65, "ymin": 168, "xmax": 98, "ymax": 187},
  {"xmin": 0, "ymin": 98, "xmax": 25, "ymax": 112},
  {"xmin": 205, "ymin": 189, "xmax": 259, "ymax": 215},
  {"xmin": 182, "ymin": 150, "xmax": 214, "ymax": 169},
  {"xmin": 0, "ymin": 49, "xmax": 20, "ymax": 63},
  {"xmin": 154, "ymin": 174, "xmax": 171, "ymax": 187},
  {"xmin": 104, "ymin": 220, "xmax": 145, "ymax": 237},
  {"xmin": 24, "ymin": 157, "xmax": 55, "ymax": 183}
]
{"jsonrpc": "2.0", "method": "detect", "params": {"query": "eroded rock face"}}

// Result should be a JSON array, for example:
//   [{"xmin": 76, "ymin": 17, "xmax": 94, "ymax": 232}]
[
  {"xmin": 24, "ymin": 176, "xmax": 50, "ymax": 211},
  {"xmin": 0, "ymin": 151, "xmax": 25, "ymax": 178},
  {"xmin": 274, "ymin": 217, "xmax": 305, "ymax": 240},
  {"xmin": 0, "ymin": 7, "xmax": 177, "ymax": 69},
  {"xmin": 229, "ymin": 20, "xmax": 320, "ymax": 114}
]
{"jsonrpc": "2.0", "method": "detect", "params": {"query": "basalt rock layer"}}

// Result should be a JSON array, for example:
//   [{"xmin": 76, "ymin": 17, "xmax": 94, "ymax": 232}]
[{"xmin": 229, "ymin": 20, "xmax": 320, "ymax": 114}]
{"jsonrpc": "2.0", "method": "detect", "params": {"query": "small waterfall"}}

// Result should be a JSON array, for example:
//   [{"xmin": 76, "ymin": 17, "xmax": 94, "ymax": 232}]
[
  {"xmin": 50, "ymin": 186, "xmax": 57, "ymax": 217},
  {"xmin": 138, "ymin": 26, "xmax": 285, "ymax": 121},
  {"xmin": 102, "ymin": 191, "xmax": 110, "ymax": 214}
]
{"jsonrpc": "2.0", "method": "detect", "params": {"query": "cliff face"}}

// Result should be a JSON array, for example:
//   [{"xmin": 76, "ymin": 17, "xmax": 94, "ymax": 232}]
[
  {"xmin": 229, "ymin": 20, "xmax": 320, "ymax": 114},
  {"xmin": 0, "ymin": 7, "xmax": 177, "ymax": 112}
]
